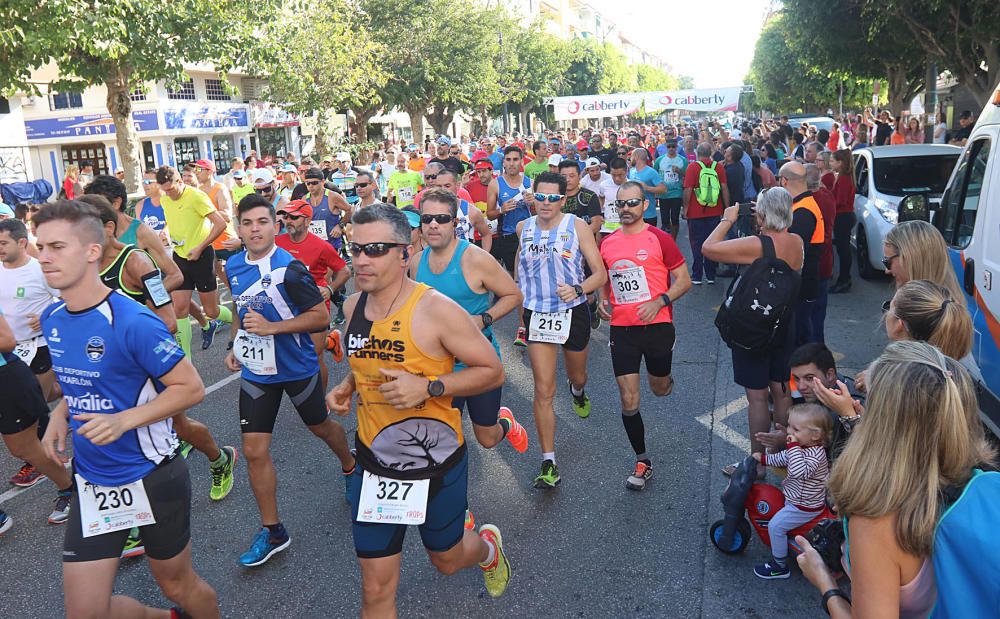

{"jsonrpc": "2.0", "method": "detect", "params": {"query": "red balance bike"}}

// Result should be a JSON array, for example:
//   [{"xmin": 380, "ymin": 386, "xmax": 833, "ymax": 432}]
[{"xmin": 709, "ymin": 455, "xmax": 834, "ymax": 556}]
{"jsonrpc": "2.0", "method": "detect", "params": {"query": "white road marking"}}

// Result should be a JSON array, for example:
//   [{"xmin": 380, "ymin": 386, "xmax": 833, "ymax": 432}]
[
  {"xmin": 205, "ymin": 372, "xmax": 241, "ymax": 395},
  {"xmin": 696, "ymin": 395, "xmax": 750, "ymax": 453}
]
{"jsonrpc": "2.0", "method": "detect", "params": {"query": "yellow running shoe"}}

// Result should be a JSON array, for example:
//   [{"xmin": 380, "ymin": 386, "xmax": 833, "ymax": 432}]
[{"xmin": 479, "ymin": 524, "xmax": 510, "ymax": 598}]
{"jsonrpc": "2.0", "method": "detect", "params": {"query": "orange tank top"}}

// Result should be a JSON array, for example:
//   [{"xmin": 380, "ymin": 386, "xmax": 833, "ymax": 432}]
[
  {"xmin": 345, "ymin": 283, "xmax": 463, "ymax": 479},
  {"xmin": 207, "ymin": 182, "xmax": 236, "ymax": 250}
]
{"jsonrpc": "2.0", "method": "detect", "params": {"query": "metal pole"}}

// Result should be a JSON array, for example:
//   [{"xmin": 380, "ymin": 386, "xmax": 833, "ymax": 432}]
[
  {"xmin": 499, "ymin": 31, "xmax": 508, "ymax": 134},
  {"xmin": 924, "ymin": 59, "xmax": 937, "ymax": 143}
]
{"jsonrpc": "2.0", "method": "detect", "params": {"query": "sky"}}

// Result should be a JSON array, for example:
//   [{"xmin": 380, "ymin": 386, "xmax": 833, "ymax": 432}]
[{"xmin": 587, "ymin": 0, "xmax": 774, "ymax": 89}]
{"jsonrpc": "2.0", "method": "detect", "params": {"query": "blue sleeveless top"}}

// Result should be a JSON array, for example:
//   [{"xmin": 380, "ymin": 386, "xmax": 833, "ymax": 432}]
[{"xmin": 137, "ymin": 198, "xmax": 167, "ymax": 232}]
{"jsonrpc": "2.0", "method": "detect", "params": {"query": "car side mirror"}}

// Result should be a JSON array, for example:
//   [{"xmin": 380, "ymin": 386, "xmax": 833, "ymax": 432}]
[{"xmin": 898, "ymin": 193, "xmax": 930, "ymax": 223}]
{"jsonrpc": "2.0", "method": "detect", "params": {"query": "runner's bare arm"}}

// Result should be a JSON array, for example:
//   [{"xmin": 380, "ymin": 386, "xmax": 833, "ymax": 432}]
[
  {"xmin": 243, "ymin": 301, "xmax": 328, "ymax": 337},
  {"xmin": 420, "ymin": 292, "xmax": 504, "ymax": 397},
  {"xmin": 576, "ymin": 218, "xmax": 608, "ymax": 293},
  {"xmin": 328, "ymin": 266, "xmax": 350, "ymax": 291},
  {"xmin": 667, "ymin": 263, "xmax": 692, "ymax": 303},
  {"xmin": 470, "ymin": 208, "xmax": 492, "ymax": 253},
  {"xmin": 137, "ymin": 223, "xmax": 183, "ymax": 291},
  {"xmin": 190, "ymin": 211, "xmax": 226, "ymax": 259},
  {"xmin": 486, "ymin": 180, "xmax": 500, "ymax": 220},
  {"xmin": 123, "ymin": 250, "xmax": 177, "ymax": 334},
  {"xmin": 0, "ymin": 313, "xmax": 14, "ymax": 351},
  {"xmin": 407, "ymin": 249, "xmax": 425, "ymax": 279},
  {"xmin": 468, "ymin": 246, "xmax": 521, "ymax": 327}
]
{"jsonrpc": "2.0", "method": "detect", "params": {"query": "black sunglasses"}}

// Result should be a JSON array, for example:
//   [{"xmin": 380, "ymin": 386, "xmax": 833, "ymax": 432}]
[
  {"xmin": 348, "ymin": 241, "xmax": 406, "ymax": 258},
  {"xmin": 255, "ymin": 187, "xmax": 273, "ymax": 194},
  {"xmin": 423, "ymin": 174, "xmax": 439, "ymax": 181},
  {"xmin": 355, "ymin": 182, "xmax": 372, "ymax": 189},
  {"xmin": 882, "ymin": 254, "xmax": 898, "ymax": 271},
  {"xmin": 420, "ymin": 213, "xmax": 454, "ymax": 225},
  {"xmin": 304, "ymin": 180, "xmax": 321, "ymax": 186},
  {"xmin": 284, "ymin": 214, "xmax": 305, "ymax": 221},
  {"xmin": 614, "ymin": 198, "xmax": 644, "ymax": 208}
]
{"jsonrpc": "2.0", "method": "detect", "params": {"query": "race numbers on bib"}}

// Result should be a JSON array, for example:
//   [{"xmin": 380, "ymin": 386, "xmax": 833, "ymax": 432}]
[
  {"xmin": 398, "ymin": 187, "xmax": 415, "ymax": 202},
  {"xmin": 308, "ymin": 220, "xmax": 328, "ymax": 239},
  {"xmin": 75, "ymin": 474, "xmax": 156, "ymax": 538},
  {"xmin": 357, "ymin": 472, "xmax": 430, "ymax": 525},
  {"xmin": 13, "ymin": 338, "xmax": 38, "ymax": 365},
  {"xmin": 604, "ymin": 201, "xmax": 620, "ymax": 225},
  {"xmin": 610, "ymin": 267, "xmax": 651, "ymax": 305},
  {"xmin": 529, "ymin": 309, "xmax": 572, "ymax": 344},
  {"xmin": 234, "ymin": 329, "xmax": 277, "ymax": 376},
  {"xmin": 664, "ymin": 170, "xmax": 679, "ymax": 185}
]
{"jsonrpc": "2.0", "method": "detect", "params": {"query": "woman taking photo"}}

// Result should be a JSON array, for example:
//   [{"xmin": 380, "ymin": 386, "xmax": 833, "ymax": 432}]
[
  {"xmin": 829, "ymin": 151, "xmax": 856, "ymax": 294},
  {"xmin": 702, "ymin": 188, "xmax": 804, "ymax": 475}
]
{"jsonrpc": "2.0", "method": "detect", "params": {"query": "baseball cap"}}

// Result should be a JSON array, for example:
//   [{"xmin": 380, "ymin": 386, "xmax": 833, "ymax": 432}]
[
  {"xmin": 474, "ymin": 159, "xmax": 494, "ymax": 171},
  {"xmin": 194, "ymin": 159, "xmax": 216, "ymax": 172},
  {"xmin": 400, "ymin": 207, "xmax": 421, "ymax": 229},
  {"xmin": 583, "ymin": 157, "xmax": 602, "ymax": 170},
  {"xmin": 251, "ymin": 169, "xmax": 275, "ymax": 186},
  {"xmin": 959, "ymin": 110, "xmax": 974, "ymax": 119},
  {"xmin": 231, "ymin": 169, "xmax": 247, "ymax": 179},
  {"xmin": 436, "ymin": 136, "xmax": 452, "ymax": 147},
  {"xmin": 279, "ymin": 163, "xmax": 297, "ymax": 173},
  {"xmin": 0, "ymin": 202, "xmax": 14, "ymax": 219},
  {"xmin": 547, "ymin": 154, "xmax": 563, "ymax": 166},
  {"xmin": 276, "ymin": 199, "xmax": 313, "ymax": 218},
  {"xmin": 335, "ymin": 152, "xmax": 351, "ymax": 162},
  {"xmin": 303, "ymin": 167, "xmax": 325, "ymax": 181},
  {"xmin": 666, "ymin": 139, "xmax": 678, "ymax": 148}
]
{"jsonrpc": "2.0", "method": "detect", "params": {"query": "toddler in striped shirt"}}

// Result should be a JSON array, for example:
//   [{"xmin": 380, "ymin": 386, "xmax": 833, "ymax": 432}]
[{"xmin": 751, "ymin": 403, "xmax": 832, "ymax": 579}]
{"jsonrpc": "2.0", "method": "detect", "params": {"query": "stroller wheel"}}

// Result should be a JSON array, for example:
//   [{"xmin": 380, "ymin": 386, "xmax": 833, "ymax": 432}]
[{"xmin": 709, "ymin": 518, "xmax": 752, "ymax": 555}]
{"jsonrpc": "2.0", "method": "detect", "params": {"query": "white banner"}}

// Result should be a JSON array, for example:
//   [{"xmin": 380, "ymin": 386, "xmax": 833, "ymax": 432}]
[{"xmin": 551, "ymin": 87, "xmax": 742, "ymax": 121}]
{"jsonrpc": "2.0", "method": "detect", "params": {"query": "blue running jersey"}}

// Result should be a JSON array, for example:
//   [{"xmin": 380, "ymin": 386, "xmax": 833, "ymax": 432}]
[
  {"xmin": 307, "ymin": 191, "xmax": 344, "ymax": 251},
  {"xmin": 518, "ymin": 214, "xmax": 585, "ymax": 313},
  {"xmin": 41, "ymin": 291, "xmax": 185, "ymax": 486},
  {"xmin": 497, "ymin": 175, "xmax": 531, "ymax": 236},
  {"xmin": 138, "ymin": 197, "xmax": 167, "ymax": 232},
  {"xmin": 225, "ymin": 246, "xmax": 325, "ymax": 384}
]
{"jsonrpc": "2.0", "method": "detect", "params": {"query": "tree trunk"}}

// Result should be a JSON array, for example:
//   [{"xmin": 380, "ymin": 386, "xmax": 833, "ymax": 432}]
[
  {"xmin": 885, "ymin": 65, "xmax": 910, "ymax": 119},
  {"xmin": 106, "ymin": 71, "xmax": 142, "ymax": 193},
  {"xmin": 403, "ymin": 105, "xmax": 425, "ymax": 144},
  {"xmin": 425, "ymin": 103, "xmax": 454, "ymax": 137},
  {"xmin": 479, "ymin": 105, "xmax": 489, "ymax": 135},
  {"xmin": 314, "ymin": 109, "xmax": 331, "ymax": 159},
  {"xmin": 349, "ymin": 104, "xmax": 382, "ymax": 145}
]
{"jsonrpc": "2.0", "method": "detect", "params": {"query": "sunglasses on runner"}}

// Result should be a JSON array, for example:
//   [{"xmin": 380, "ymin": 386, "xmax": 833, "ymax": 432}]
[
  {"xmin": 255, "ymin": 186, "xmax": 273, "ymax": 194},
  {"xmin": 423, "ymin": 174, "xmax": 439, "ymax": 181},
  {"xmin": 614, "ymin": 198, "xmax": 644, "ymax": 208},
  {"xmin": 304, "ymin": 180, "xmax": 321, "ymax": 187},
  {"xmin": 283, "ymin": 214, "xmax": 305, "ymax": 221},
  {"xmin": 355, "ymin": 182, "xmax": 372, "ymax": 189},
  {"xmin": 420, "ymin": 213, "xmax": 454, "ymax": 225},
  {"xmin": 348, "ymin": 241, "xmax": 407, "ymax": 258},
  {"xmin": 142, "ymin": 179, "xmax": 155, "ymax": 185},
  {"xmin": 533, "ymin": 193, "xmax": 564, "ymax": 203}
]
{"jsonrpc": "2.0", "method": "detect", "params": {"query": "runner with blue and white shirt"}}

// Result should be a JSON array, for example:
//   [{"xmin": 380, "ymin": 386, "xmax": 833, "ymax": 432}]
[
  {"xmin": 515, "ymin": 172, "xmax": 607, "ymax": 490},
  {"xmin": 224, "ymin": 193, "xmax": 356, "ymax": 568},
  {"xmin": 486, "ymin": 145, "xmax": 534, "ymax": 275},
  {"xmin": 33, "ymin": 200, "xmax": 219, "ymax": 619}
]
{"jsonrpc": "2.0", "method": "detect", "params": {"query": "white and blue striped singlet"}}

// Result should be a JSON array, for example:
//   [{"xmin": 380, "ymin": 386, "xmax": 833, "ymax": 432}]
[{"xmin": 518, "ymin": 213, "xmax": 585, "ymax": 313}]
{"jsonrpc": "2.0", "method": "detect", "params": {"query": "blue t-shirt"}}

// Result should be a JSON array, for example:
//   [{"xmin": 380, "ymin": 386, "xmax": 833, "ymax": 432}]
[
  {"xmin": 41, "ymin": 291, "xmax": 185, "ymax": 486},
  {"xmin": 497, "ymin": 175, "xmax": 532, "ymax": 236},
  {"xmin": 488, "ymin": 151, "xmax": 503, "ymax": 171},
  {"xmin": 226, "ymin": 245, "xmax": 325, "ymax": 384},
  {"xmin": 655, "ymin": 154, "xmax": 688, "ymax": 199},
  {"xmin": 628, "ymin": 165, "xmax": 663, "ymax": 218}
]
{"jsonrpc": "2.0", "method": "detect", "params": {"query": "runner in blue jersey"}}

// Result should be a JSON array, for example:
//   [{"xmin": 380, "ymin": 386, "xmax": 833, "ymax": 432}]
[
  {"xmin": 300, "ymin": 166, "xmax": 353, "ymax": 324},
  {"xmin": 34, "ymin": 200, "xmax": 220, "ymax": 619},
  {"xmin": 410, "ymin": 188, "xmax": 528, "ymax": 453},
  {"xmin": 223, "ymin": 193, "xmax": 356, "ymax": 568},
  {"xmin": 137, "ymin": 169, "xmax": 169, "ymax": 242},
  {"xmin": 515, "ymin": 172, "xmax": 607, "ymax": 489},
  {"xmin": 486, "ymin": 145, "xmax": 534, "ymax": 275}
]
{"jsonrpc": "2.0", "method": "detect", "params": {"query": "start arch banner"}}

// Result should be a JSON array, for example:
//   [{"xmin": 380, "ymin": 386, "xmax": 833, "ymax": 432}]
[{"xmin": 550, "ymin": 87, "xmax": 741, "ymax": 121}]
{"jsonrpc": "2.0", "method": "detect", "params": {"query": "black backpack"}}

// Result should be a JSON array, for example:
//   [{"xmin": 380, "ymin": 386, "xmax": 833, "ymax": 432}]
[{"xmin": 715, "ymin": 235, "xmax": 801, "ymax": 354}]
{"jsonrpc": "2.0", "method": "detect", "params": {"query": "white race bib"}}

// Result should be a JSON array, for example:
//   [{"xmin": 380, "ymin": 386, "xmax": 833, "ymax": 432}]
[
  {"xmin": 664, "ymin": 170, "xmax": 679, "ymax": 184},
  {"xmin": 13, "ymin": 338, "xmax": 38, "ymax": 365},
  {"xmin": 528, "ymin": 309, "xmax": 572, "ymax": 344},
  {"xmin": 75, "ymin": 473, "xmax": 156, "ymax": 538},
  {"xmin": 309, "ymin": 220, "xmax": 328, "ymax": 239},
  {"xmin": 398, "ymin": 186, "xmax": 415, "ymax": 202},
  {"xmin": 610, "ymin": 267, "xmax": 652, "ymax": 304},
  {"xmin": 357, "ymin": 472, "xmax": 430, "ymax": 525},
  {"xmin": 234, "ymin": 329, "xmax": 277, "ymax": 376},
  {"xmin": 604, "ymin": 200, "xmax": 620, "ymax": 224}
]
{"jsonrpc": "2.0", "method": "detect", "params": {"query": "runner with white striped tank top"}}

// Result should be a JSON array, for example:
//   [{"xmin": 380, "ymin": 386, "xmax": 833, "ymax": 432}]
[{"xmin": 515, "ymin": 172, "xmax": 607, "ymax": 489}]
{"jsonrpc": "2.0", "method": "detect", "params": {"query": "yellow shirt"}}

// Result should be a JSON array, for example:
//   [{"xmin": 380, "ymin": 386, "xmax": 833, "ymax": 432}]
[{"xmin": 162, "ymin": 186, "xmax": 215, "ymax": 259}]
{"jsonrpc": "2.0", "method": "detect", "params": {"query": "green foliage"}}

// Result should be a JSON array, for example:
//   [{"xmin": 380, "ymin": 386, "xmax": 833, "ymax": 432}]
[{"xmin": 634, "ymin": 65, "xmax": 679, "ymax": 91}]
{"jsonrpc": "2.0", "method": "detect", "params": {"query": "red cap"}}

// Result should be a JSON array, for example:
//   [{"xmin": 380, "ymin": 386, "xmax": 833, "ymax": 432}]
[
  {"xmin": 474, "ymin": 159, "xmax": 493, "ymax": 170},
  {"xmin": 277, "ymin": 199, "xmax": 313, "ymax": 218},
  {"xmin": 194, "ymin": 159, "xmax": 216, "ymax": 172}
]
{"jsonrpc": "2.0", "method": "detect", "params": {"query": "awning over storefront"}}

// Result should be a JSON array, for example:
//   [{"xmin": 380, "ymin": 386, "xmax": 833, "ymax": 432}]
[{"xmin": 550, "ymin": 87, "xmax": 741, "ymax": 121}]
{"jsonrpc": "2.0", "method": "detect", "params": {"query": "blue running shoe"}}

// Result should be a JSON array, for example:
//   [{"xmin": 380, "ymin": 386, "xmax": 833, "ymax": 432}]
[
  {"xmin": 239, "ymin": 528, "xmax": 290, "ymax": 567},
  {"xmin": 344, "ymin": 449, "xmax": 358, "ymax": 506},
  {"xmin": 201, "ymin": 320, "xmax": 220, "ymax": 350},
  {"xmin": 0, "ymin": 510, "xmax": 12, "ymax": 535}
]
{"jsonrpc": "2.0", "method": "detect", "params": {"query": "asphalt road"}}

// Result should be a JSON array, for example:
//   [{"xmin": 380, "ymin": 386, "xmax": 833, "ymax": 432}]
[{"xmin": 0, "ymin": 228, "xmax": 893, "ymax": 619}]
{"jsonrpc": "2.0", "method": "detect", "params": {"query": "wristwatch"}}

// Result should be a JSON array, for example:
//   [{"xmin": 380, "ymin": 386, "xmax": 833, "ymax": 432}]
[
  {"xmin": 822, "ymin": 589, "xmax": 850, "ymax": 615},
  {"xmin": 426, "ymin": 376, "xmax": 445, "ymax": 398},
  {"xmin": 659, "ymin": 293, "xmax": 672, "ymax": 307},
  {"xmin": 479, "ymin": 312, "xmax": 494, "ymax": 328},
  {"xmin": 573, "ymin": 284, "xmax": 584, "ymax": 297}
]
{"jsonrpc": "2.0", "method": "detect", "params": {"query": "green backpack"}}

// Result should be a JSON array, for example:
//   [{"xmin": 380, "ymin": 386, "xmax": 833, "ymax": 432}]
[{"xmin": 694, "ymin": 160, "xmax": 721, "ymax": 206}]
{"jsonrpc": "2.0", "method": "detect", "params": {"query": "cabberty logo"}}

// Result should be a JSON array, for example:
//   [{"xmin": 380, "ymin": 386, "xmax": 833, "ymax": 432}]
[
  {"xmin": 65, "ymin": 393, "xmax": 114, "ymax": 411},
  {"xmin": 567, "ymin": 99, "xmax": 633, "ymax": 115}
]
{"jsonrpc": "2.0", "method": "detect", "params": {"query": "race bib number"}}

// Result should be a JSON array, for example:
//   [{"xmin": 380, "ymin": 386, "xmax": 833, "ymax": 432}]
[
  {"xmin": 528, "ymin": 309, "xmax": 572, "ymax": 344},
  {"xmin": 604, "ymin": 200, "xmax": 620, "ymax": 224},
  {"xmin": 398, "ymin": 186, "xmax": 415, "ymax": 202},
  {"xmin": 13, "ymin": 338, "xmax": 38, "ymax": 365},
  {"xmin": 610, "ymin": 267, "xmax": 652, "ymax": 304},
  {"xmin": 234, "ymin": 329, "xmax": 277, "ymax": 376},
  {"xmin": 309, "ymin": 220, "xmax": 328, "ymax": 239},
  {"xmin": 75, "ymin": 473, "xmax": 155, "ymax": 538},
  {"xmin": 664, "ymin": 170, "xmax": 679, "ymax": 184},
  {"xmin": 357, "ymin": 472, "xmax": 430, "ymax": 525}
]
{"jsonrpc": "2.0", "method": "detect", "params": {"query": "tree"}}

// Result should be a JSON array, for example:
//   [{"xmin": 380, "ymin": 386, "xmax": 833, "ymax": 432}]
[
  {"xmin": 634, "ymin": 65, "xmax": 680, "ymax": 91},
  {"xmin": 0, "ymin": 0, "xmax": 285, "ymax": 191},
  {"xmin": 265, "ymin": 0, "xmax": 385, "ymax": 151}
]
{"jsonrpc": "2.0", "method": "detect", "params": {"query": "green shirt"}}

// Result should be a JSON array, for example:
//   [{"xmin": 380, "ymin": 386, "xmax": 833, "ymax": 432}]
[
  {"xmin": 387, "ymin": 171, "xmax": 423, "ymax": 208},
  {"xmin": 523, "ymin": 159, "xmax": 549, "ymax": 180}
]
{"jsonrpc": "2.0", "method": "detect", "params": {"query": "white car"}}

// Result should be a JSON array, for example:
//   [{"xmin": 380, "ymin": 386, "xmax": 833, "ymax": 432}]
[{"xmin": 852, "ymin": 144, "xmax": 961, "ymax": 278}]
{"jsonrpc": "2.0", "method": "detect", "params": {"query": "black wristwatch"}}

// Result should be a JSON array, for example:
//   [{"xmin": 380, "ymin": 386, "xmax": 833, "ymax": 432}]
[
  {"xmin": 659, "ymin": 293, "xmax": 672, "ymax": 307},
  {"xmin": 426, "ymin": 377, "xmax": 445, "ymax": 398},
  {"xmin": 573, "ymin": 284, "xmax": 584, "ymax": 297},
  {"xmin": 822, "ymin": 589, "xmax": 850, "ymax": 615},
  {"xmin": 479, "ymin": 312, "xmax": 494, "ymax": 328}
]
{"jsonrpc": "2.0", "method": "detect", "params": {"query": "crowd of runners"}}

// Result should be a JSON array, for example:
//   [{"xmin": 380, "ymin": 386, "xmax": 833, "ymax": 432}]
[{"xmin": 0, "ymin": 116, "xmax": 996, "ymax": 618}]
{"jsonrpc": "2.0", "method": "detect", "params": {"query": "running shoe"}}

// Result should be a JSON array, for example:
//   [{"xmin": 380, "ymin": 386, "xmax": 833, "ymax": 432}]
[
  {"xmin": 121, "ymin": 529, "xmax": 145, "ymax": 559},
  {"xmin": 343, "ymin": 448, "xmax": 358, "ymax": 505},
  {"xmin": 625, "ymin": 461, "xmax": 653, "ymax": 491},
  {"xmin": 178, "ymin": 440, "xmax": 194, "ymax": 459},
  {"xmin": 479, "ymin": 524, "xmax": 511, "ymax": 598},
  {"xmin": 498, "ymin": 407, "xmax": 528, "ymax": 453},
  {"xmin": 513, "ymin": 327, "xmax": 527, "ymax": 347},
  {"xmin": 464, "ymin": 509, "xmax": 475, "ymax": 531},
  {"xmin": 326, "ymin": 329, "xmax": 344, "ymax": 363},
  {"xmin": 201, "ymin": 319, "xmax": 220, "ymax": 350},
  {"xmin": 239, "ymin": 528, "xmax": 291, "ymax": 567},
  {"xmin": 48, "ymin": 490, "xmax": 72, "ymax": 524},
  {"xmin": 706, "ymin": 278, "xmax": 716, "ymax": 285},
  {"xmin": 0, "ymin": 510, "xmax": 11, "ymax": 535},
  {"xmin": 9, "ymin": 463, "xmax": 44, "ymax": 488},
  {"xmin": 170, "ymin": 608, "xmax": 192, "ymax": 619},
  {"xmin": 691, "ymin": 278, "xmax": 703, "ymax": 285},
  {"xmin": 568, "ymin": 381, "xmax": 591, "ymax": 419},
  {"xmin": 753, "ymin": 560, "xmax": 791, "ymax": 580},
  {"xmin": 533, "ymin": 459, "xmax": 561, "ymax": 489},
  {"xmin": 209, "ymin": 446, "xmax": 238, "ymax": 501},
  {"xmin": 333, "ymin": 307, "xmax": 346, "ymax": 326}
]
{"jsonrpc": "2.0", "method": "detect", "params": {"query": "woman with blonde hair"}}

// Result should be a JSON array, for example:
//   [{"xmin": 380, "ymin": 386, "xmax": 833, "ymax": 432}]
[
  {"xmin": 887, "ymin": 280, "xmax": 973, "ymax": 363},
  {"xmin": 882, "ymin": 220, "xmax": 964, "ymax": 304},
  {"xmin": 61, "ymin": 164, "xmax": 81, "ymax": 200},
  {"xmin": 798, "ymin": 340, "xmax": 995, "ymax": 617}
]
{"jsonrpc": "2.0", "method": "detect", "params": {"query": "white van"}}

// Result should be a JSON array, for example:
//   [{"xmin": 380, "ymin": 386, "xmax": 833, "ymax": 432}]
[{"xmin": 902, "ymin": 82, "xmax": 1000, "ymax": 436}]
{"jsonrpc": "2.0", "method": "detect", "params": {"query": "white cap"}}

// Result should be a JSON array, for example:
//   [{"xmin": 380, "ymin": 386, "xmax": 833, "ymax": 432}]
[
  {"xmin": 251, "ymin": 169, "xmax": 274, "ymax": 186},
  {"xmin": 583, "ymin": 157, "xmax": 602, "ymax": 170},
  {"xmin": 335, "ymin": 151, "xmax": 351, "ymax": 162},
  {"xmin": 547, "ymin": 154, "xmax": 563, "ymax": 166}
]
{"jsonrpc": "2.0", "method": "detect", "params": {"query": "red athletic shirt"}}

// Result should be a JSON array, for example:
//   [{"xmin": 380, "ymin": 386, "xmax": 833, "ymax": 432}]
[
  {"xmin": 275, "ymin": 232, "xmax": 346, "ymax": 289},
  {"xmin": 683, "ymin": 157, "xmax": 728, "ymax": 219},
  {"xmin": 599, "ymin": 224, "xmax": 686, "ymax": 326}
]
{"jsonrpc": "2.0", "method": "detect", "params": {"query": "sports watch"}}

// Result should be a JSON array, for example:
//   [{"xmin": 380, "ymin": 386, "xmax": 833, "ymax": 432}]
[
  {"xmin": 426, "ymin": 376, "xmax": 445, "ymax": 398},
  {"xmin": 660, "ymin": 293, "xmax": 672, "ymax": 307},
  {"xmin": 480, "ymin": 312, "xmax": 494, "ymax": 328},
  {"xmin": 573, "ymin": 284, "xmax": 584, "ymax": 297}
]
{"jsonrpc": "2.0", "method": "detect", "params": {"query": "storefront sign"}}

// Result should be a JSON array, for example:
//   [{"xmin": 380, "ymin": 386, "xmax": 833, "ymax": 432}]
[
  {"xmin": 25, "ymin": 109, "xmax": 159, "ymax": 141},
  {"xmin": 164, "ymin": 103, "xmax": 249, "ymax": 130},
  {"xmin": 551, "ymin": 87, "xmax": 742, "ymax": 121},
  {"xmin": 250, "ymin": 101, "xmax": 299, "ymax": 128}
]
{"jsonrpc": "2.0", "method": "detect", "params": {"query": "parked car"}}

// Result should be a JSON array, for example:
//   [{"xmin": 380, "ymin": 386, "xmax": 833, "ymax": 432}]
[
  {"xmin": 785, "ymin": 115, "xmax": 835, "ymax": 133},
  {"xmin": 852, "ymin": 144, "xmax": 961, "ymax": 279}
]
